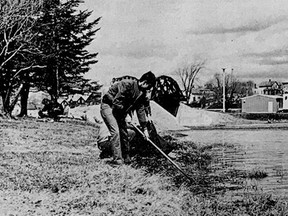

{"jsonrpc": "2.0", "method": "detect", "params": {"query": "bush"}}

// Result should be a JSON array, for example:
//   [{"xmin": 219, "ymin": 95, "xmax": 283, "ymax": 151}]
[
  {"xmin": 234, "ymin": 113, "xmax": 288, "ymax": 120},
  {"xmin": 188, "ymin": 101, "xmax": 201, "ymax": 108}
]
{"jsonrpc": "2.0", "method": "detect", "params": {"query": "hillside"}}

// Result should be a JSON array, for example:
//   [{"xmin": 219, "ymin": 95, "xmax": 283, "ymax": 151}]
[
  {"xmin": 0, "ymin": 119, "xmax": 183, "ymax": 215},
  {"xmin": 0, "ymin": 118, "xmax": 287, "ymax": 215}
]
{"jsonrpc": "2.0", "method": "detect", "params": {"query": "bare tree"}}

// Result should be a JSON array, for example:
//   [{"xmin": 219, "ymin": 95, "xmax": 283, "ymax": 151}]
[
  {"xmin": 0, "ymin": 0, "xmax": 43, "ymax": 116},
  {"xmin": 175, "ymin": 60, "xmax": 205, "ymax": 104},
  {"xmin": 0, "ymin": 0, "xmax": 43, "ymax": 68},
  {"xmin": 205, "ymin": 72, "xmax": 255, "ymax": 111}
]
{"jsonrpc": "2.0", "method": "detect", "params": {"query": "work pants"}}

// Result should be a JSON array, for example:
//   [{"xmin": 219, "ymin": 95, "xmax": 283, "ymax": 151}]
[{"xmin": 100, "ymin": 103, "xmax": 129, "ymax": 161}]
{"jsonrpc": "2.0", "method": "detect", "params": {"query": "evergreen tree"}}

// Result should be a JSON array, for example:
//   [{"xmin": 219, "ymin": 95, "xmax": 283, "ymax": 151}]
[{"xmin": 35, "ymin": 0, "xmax": 101, "ymax": 101}]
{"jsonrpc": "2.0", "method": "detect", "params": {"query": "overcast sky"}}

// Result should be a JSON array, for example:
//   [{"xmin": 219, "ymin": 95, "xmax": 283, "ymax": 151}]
[{"xmin": 79, "ymin": 0, "xmax": 288, "ymax": 85}]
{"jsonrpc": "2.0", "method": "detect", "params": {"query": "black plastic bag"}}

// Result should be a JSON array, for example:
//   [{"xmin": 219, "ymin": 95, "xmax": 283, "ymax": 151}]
[{"xmin": 129, "ymin": 121, "xmax": 174, "ymax": 156}]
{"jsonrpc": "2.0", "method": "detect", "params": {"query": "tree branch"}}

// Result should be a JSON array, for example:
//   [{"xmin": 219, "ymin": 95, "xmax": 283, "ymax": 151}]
[
  {"xmin": 0, "ymin": 44, "xmax": 23, "ymax": 69},
  {"xmin": 12, "ymin": 64, "xmax": 46, "ymax": 80}
]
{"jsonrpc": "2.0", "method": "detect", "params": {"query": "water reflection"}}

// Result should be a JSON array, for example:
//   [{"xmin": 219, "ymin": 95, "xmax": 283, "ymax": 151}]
[{"xmin": 181, "ymin": 129, "xmax": 288, "ymax": 196}]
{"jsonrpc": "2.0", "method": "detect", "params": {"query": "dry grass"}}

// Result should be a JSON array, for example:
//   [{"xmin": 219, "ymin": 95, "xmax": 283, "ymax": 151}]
[{"xmin": 0, "ymin": 118, "xmax": 287, "ymax": 215}]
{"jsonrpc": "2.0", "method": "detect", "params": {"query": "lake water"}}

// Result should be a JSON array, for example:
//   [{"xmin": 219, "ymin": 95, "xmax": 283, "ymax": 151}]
[{"xmin": 180, "ymin": 129, "xmax": 288, "ymax": 197}]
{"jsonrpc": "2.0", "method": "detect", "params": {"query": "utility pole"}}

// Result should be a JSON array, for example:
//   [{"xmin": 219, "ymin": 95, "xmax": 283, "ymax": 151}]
[{"xmin": 222, "ymin": 68, "xmax": 226, "ymax": 112}]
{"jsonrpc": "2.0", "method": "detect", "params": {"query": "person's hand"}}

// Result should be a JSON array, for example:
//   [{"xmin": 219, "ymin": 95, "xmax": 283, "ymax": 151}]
[
  {"xmin": 146, "ymin": 114, "xmax": 152, "ymax": 123},
  {"xmin": 143, "ymin": 128, "xmax": 149, "ymax": 140},
  {"xmin": 125, "ymin": 115, "xmax": 132, "ymax": 123}
]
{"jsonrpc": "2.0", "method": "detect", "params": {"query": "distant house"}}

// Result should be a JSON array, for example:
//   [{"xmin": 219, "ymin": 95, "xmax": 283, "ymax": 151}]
[
  {"xmin": 189, "ymin": 89, "xmax": 203, "ymax": 104},
  {"xmin": 58, "ymin": 97, "xmax": 69, "ymax": 108},
  {"xmin": 282, "ymin": 82, "xmax": 288, "ymax": 110},
  {"xmin": 241, "ymin": 94, "xmax": 283, "ymax": 113},
  {"xmin": 257, "ymin": 79, "xmax": 282, "ymax": 95},
  {"xmin": 282, "ymin": 81, "xmax": 288, "ymax": 93},
  {"xmin": 189, "ymin": 88, "xmax": 215, "ymax": 107},
  {"xmin": 68, "ymin": 94, "xmax": 88, "ymax": 107},
  {"xmin": 283, "ymin": 93, "xmax": 288, "ymax": 110}
]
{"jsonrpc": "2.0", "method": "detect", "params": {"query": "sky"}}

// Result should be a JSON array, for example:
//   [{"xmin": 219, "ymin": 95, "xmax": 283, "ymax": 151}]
[{"xmin": 79, "ymin": 0, "xmax": 288, "ymax": 86}]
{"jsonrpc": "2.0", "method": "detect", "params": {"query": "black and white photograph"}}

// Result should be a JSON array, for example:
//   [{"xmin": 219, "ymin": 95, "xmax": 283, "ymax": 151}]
[{"xmin": 1, "ymin": 0, "xmax": 288, "ymax": 215}]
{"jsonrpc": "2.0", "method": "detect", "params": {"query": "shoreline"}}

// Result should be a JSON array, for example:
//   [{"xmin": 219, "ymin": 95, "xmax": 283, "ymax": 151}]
[{"xmin": 179, "ymin": 122, "xmax": 288, "ymax": 131}]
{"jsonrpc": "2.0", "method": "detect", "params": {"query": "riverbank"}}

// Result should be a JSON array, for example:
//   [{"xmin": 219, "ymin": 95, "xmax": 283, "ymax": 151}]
[
  {"xmin": 184, "ymin": 121, "xmax": 288, "ymax": 130},
  {"xmin": 0, "ymin": 118, "xmax": 287, "ymax": 215}
]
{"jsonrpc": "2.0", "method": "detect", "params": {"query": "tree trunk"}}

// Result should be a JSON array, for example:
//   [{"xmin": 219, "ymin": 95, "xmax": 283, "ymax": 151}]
[
  {"xmin": 0, "ymin": 96, "xmax": 5, "ymax": 117},
  {"xmin": 1, "ymin": 84, "xmax": 24, "ymax": 117},
  {"xmin": 3, "ymin": 93, "xmax": 11, "ymax": 116},
  {"xmin": 55, "ymin": 65, "xmax": 59, "ymax": 102},
  {"xmin": 18, "ymin": 82, "xmax": 30, "ymax": 117}
]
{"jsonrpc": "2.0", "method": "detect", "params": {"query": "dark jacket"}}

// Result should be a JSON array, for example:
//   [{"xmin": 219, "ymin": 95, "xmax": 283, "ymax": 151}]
[{"xmin": 102, "ymin": 79, "xmax": 147, "ymax": 127}]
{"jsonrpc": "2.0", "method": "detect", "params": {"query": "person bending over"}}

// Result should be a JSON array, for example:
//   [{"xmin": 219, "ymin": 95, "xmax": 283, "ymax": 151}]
[{"xmin": 100, "ymin": 71, "xmax": 156, "ymax": 165}]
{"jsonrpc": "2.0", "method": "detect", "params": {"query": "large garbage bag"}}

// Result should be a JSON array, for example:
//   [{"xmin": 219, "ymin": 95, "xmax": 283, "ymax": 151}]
[
  {"xmin": 129, "ymin": 121, "xmax": 174, "ymax": 156},
  {"xmin": 98, "ymin": 121, "xmax": 174, "ymax": 158}
]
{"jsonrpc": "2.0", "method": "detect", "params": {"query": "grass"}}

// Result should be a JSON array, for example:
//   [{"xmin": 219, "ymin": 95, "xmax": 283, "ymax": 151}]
[{"xmin": 0, "ymin": 118, "xmax": 287, "ymax": 215}]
